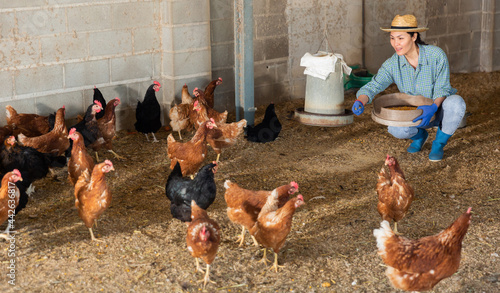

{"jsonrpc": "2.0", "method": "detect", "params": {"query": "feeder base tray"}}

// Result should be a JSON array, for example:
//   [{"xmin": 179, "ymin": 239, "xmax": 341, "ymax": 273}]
[{"xmin": 294, "ymin": 108, "xmax": 353, "ymax": 127}]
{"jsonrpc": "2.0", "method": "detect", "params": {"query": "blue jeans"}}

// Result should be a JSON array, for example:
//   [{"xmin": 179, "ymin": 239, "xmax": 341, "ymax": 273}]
[{"xmin": 388, "ymin": 95, "xmax": 466, "ymax": 139}]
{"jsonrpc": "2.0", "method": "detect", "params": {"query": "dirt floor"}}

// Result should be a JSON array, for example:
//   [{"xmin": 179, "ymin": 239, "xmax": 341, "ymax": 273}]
[{"xmin": 1, "ymin": 72, "xmax": 499, "ymax": 292}]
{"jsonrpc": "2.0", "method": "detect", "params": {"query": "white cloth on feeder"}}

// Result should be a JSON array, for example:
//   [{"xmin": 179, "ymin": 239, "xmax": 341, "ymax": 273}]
[{"xmin": 300, "ymin": 51, "xmax": 352, "ymax": 80}]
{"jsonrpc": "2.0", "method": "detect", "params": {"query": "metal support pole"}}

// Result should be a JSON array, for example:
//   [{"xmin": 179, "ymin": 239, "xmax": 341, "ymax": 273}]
[{"xmin": 234, "ymin": 0, "xmax": 255, "ymax": 125}]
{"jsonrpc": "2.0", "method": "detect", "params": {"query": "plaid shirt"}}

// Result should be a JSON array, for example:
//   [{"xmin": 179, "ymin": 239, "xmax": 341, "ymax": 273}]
[{"xmin": 357, "ymin": 44, "xmax": 457, "ymax": 104}]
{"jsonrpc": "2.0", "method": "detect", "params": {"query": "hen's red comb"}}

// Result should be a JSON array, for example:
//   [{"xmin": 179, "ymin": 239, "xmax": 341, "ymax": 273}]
[
  {"xmin": 104, "ymin": 159, "xmax": 113, "ymax": 167},
  {"xmin": 210, "ymin": 118, "xmax": 215, "ymax": 124},
  {"xmin": 94, "ymin": 100, "xmax": 102, "ymax": 108},
  {"xmin": 12, "ymin": 169, "xmax": 21, "ymax": 178},
  {"xmin": 290, "ymin": 181, "xmax": 299, "ymax": 189},
  {"xmin": 194, "ymin": 100, "xmax": 199, "ymax": 107},
  {"xmin": 154, "ymin": 81, "xmax": 161, "ymax": 86},
  {"xmin": 7, "ymin": 136, "xmax": 16, "ymax": 145},
  {"xmin": 69, "ymin": 128, "xmax": 76, "ymax": 135},
  {"xmin": 467, "ymin": 207, "xmax": 472, "ymax": 214},
  {"xmin": 218, "ymin": 77, "xmax": 223, "ymax": 81},
  {"xmin": 297, "ymin": 194, "xmax": 304, "ymax": 201}
]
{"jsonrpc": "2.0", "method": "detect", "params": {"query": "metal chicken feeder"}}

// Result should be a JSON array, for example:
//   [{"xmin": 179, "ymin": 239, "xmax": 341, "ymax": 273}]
[{"xmin": 294, "ymin": 54, "xmax": 353, "ymax": 127}]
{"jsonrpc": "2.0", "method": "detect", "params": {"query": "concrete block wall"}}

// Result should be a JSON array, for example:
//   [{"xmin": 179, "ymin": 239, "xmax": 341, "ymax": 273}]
[
  {"xmin": 161, "ymin": 0, "xmax": 212, "ymax": 119},
  {"xmin": 209, "ymin": 0, "xmax": 235, "ymax": 112},
  {"xmin": 493, "ymin": 0, "xmax": 500, "ymax": 71},
  {"xmin": 426, "ymin": 0, "xmax": 488, "ymax": 72},
  {"xmin": 209, "ymin": 0, "xmax": 291, "ymax": 114},
  {"xmin": 253, "ymin": 0, "xmax": 289, "ymax": 106},
  {"xmin": 0, "ymin": 0, "xmax": 497, "ymax": 133},
  {"xmin": 286, "ymin": 0, "xmax": 364, "ymax": 100},
  {"xmin": 363, "ymin": 1, "xmax": 499, "ymax": 74},
  {"xmin": 0, "ymin": 1, "xmax": 162, "ymax": 131},
  {"xmin": 362, "ymin": 1, "xmax": 427, "ymax": 74}
]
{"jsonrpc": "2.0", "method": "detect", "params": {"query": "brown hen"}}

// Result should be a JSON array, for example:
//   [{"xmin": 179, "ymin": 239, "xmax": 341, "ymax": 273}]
[
  {"xmin": 202, "ymin": 77, "xmax": 222, "ymax": 108},
  {"xmin": 5, "ymin": 105, "xmax": 52, "ymax": 137},
  {"xmin": 224, "ymin": 180, "xmax": 299, "ymax": 247},
  {"xmin": 74, "ymin": 160, "xmax": 114, "ymax": 241},
  {"xmin": 167, "ymin": 120, "xmax": 214, "ymax": 178},
  {"xmin": 192, "ymin": 89, "xmax": 227, "ymax": 126},
  {"xmin": 67, "ymin": 128, "xmax": 95, "ymax": 186},
  {"xmin": 376, "ymin": 155, "xmax": 414, "ymax": 234},
  {"xmin": 186, "ymin": 200, "xmax": 221, "ymax": 288},
  {"xmin": 373, "ymin": 207, "xmax": 472, "ymax": 291},
  {"xmin": 0, "ymin": 170, "xmax": 23, "ymax": 240},
  {"xmin": 250, "ymin": 189, "xmax": 305, "ymax": 272},
  {"xmin": 181, "ymin": 83, "xmax": 194, "ymax": 104},
  {"xmin": 17, "ymin": 107, "xmax": 70, "ymax": 157},
  {"xmin": 206, "ymin": 118, "xmax": 247, "ymax": 162},
  {"xmin": 169, "ymin": 103, "xmax": 192, "ymax": 140},
  {"xmin": 89, "ymin": 98, "xmax": 124, "ymax": 160}
]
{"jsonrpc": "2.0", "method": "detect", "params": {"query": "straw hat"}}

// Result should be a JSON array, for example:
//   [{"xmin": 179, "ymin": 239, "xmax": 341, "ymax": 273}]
[{"xmin": 380, "ymin": 14, "xmax": 428, "ymax": 32}]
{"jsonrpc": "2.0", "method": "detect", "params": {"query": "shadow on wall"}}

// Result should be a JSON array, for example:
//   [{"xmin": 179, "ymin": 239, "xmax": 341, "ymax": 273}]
[{"xmin": 254, "ymin": 74, "xmax": 291, "ymax": 106}]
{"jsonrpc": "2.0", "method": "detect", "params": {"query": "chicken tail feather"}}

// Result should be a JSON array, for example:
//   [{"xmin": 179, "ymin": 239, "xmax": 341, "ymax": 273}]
[
  {"xmin": 373, "ymin": 220, "xmax": 394, "ymax": 257},
  {"xmin": 223, "ymin": 179, "xmax": 232, "ymax": 189},
  {"xmin": 167, "ymin": 133, "xmax": 175, "ymax": 144}
]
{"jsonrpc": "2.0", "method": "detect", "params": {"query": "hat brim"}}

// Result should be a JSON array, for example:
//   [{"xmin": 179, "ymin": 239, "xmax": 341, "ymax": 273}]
[{"xmin": 380, "ymin": 27, "xmax": 429, "ymax": 32}]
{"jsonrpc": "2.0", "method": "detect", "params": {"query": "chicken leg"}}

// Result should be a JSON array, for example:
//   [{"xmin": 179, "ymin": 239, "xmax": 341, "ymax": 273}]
[
  {"xmin": 89, "ymin": 228, "xmax": 103, "ymax": 242},
  {"xmin": 151, "ymin": 133, "xmax": 159, "ymax": 143},
  {"xmin": 195, "ymin": 258, "xmax": 204, "ymax": 273},
  {"xmin": 270, "ymin": 251, "xmax": 284, "ymax": 272},
  {"xmin": 236, "ymin": 225, "xmax": 246, "ymax": 247},
  {"xmin": 26, "ymin": 184, "xmax": 35, "ymax": 196},
  {"xmin": 258, "ymin": 248, "xmax": 270, "ymax": 264},
  {"xmin": 251, "ymin": 235, "xmax": 259, "ymax": 247},
  {"xmin": 393, "ymin": 222, "xmax": 400, "ymax": 235},
  {"xmin": 108, "ymin": 150, "xmax": 126, "ymax": 160},
  {"xmin": 177, "ymin": 131, "xmax": 183, "ymax": 140},
  {"xmin": 216, "ymin": 154, "xmax": 220, "ymax": 164},
  {"xmin": 235, "ymin": 226, "xmax": 259, "ymax": 247},
  {"xmin": 0, "ymin": 224, "xmax": 12, "ymax": 240},
  {"xmin": 198, "ymin": 264, "xmax": 215, "ymax": 288}
]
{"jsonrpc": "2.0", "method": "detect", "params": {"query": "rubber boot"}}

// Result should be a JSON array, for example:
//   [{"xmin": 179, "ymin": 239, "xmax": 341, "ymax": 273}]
[
  {"xmin": 407, "ymin": 128, "xmax": 428, "ymax": 153},
  {"xmin": 429, "ymin": 128, "xmax": 452, "ymax": 162}
]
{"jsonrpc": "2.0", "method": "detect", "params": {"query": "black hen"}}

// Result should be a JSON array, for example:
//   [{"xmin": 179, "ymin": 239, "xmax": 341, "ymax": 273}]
[
  {"xmin": 165, "ymin": 161, "xmax": 217, "ymax": 222},
  {"xmin": 0, "ymin": 136, "xmax": 66, "ymax": 183},
  {"xmin": 245, "ymin": 103, "xmax": 281, "ymax": 143},
  {"xmin": 47, "ymin": 112, "xmax": 56, "ymax": 132},
  {"xmin": 93, "ymin": 86, "xmax": 107, "ymax": 120},
  {"xmin": 0, "ymin": 136, "xmax": 65, "ymax": 215},
  {"xmin": 135, "ymin": 81, "xmax": 162, "ymax": 142},
  {"xmin": 66, "ymin": 101, "xmax": 103, "ymax": 158},
  {"xmin": 69, "ymin": 101, "xmax": 103, "ymax": 147},
  {"xmin": 13, "ymin": 180, "xmax": 30, "ymax": 215}
]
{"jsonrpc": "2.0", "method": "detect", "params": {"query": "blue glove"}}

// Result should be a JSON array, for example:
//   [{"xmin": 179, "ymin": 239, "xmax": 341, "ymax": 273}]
[
  {"xmin": 413, "ymin": 103, "xmax": 438, "ymax": 127},
  {"xmin": 352, "ymin": 100, "xmax": 365, "ymax": 116}
]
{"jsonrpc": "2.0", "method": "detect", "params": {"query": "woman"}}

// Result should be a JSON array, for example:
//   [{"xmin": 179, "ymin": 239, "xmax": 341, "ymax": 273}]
[{"xmin": 352, "ymin": 14, "xmax": 466, "ymax": 162}]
